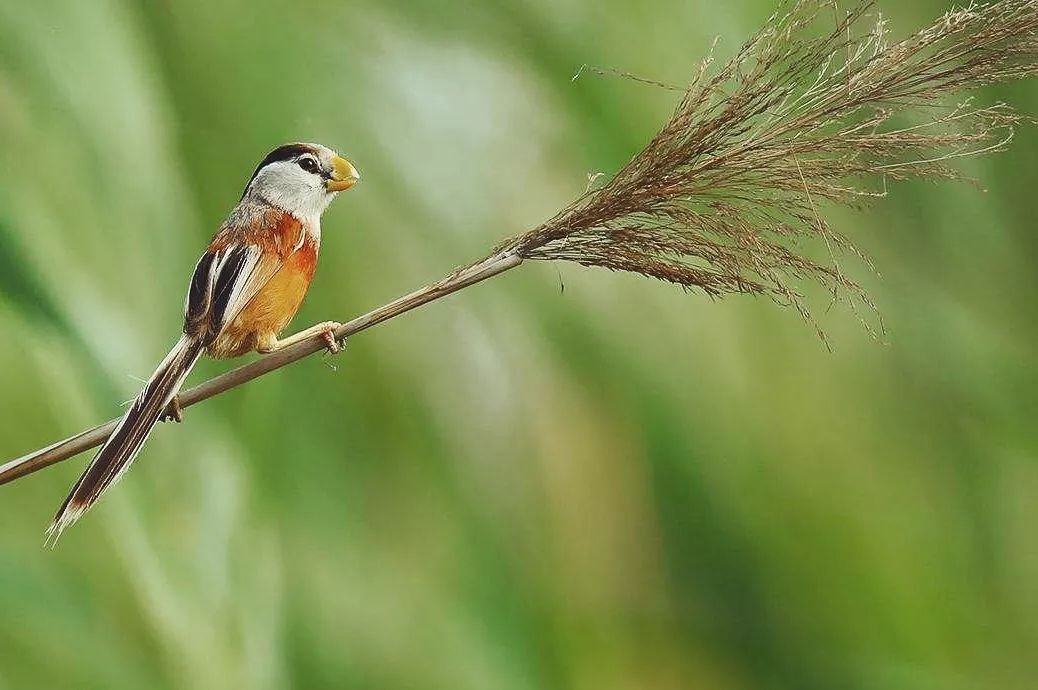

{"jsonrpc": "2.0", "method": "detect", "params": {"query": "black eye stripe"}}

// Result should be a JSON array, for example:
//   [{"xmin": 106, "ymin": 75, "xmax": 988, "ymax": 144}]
[
  {"xmin": 297, "ymin": 156, "xmax": 320, "ymax": 173},
  {"xmin": 242, "ymin": 143, "xmax": 319, "ymax": 198}
]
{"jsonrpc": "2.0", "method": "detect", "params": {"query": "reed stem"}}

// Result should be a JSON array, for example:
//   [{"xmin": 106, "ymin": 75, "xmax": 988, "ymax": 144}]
[{"xmin": 0, "ymin": 251, "xmax": 522, "ymax": 486}]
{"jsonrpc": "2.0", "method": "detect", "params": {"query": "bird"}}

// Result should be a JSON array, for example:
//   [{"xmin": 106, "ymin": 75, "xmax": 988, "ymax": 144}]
[{"xmin": 46, "ymin": 142, "xmax": 359, "ymax": 545}]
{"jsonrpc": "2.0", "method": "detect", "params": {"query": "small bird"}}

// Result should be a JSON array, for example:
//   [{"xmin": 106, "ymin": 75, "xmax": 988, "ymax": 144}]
[{"xmin": 47, "ymin": 142, "xmax": 359, "ymax": 544}]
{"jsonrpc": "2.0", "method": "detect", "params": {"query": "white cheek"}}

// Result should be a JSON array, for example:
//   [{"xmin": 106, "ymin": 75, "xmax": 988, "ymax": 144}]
[{"xmin": 251, "ymin": 165, "xmax": 330, "ymax": 220}]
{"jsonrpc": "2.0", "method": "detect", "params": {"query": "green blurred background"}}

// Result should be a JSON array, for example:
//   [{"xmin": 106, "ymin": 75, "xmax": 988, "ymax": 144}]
[{"xmin": 1, "ymin": 0, "xmax": 1036, "ymax": 688}]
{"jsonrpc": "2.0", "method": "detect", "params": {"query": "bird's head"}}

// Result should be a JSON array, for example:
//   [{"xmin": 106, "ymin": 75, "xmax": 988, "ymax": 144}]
[{"xmin": 241, "ymin": 142, "xmax": 359, "ymax": 220}]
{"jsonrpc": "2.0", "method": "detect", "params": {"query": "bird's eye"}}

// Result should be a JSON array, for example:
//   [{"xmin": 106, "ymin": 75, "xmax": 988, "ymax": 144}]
[{"xmin": 297, "ymin": 157, "xmax": 319, "ymax": 174}]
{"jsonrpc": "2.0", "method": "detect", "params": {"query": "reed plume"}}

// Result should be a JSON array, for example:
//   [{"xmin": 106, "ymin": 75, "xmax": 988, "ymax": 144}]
[
  {"xmin": 503, "ymin": 0, "xmax": 1038, "ymax": 330},
  {"xmin": 5, "ymin": 0, "xmax": 1038, "ymax": 486}
]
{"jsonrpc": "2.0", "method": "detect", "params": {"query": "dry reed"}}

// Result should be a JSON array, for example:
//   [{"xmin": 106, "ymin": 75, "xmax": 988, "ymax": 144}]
[{"xmin": 504, "ymin": 0, "xmax": 1038, "ymax": 335}]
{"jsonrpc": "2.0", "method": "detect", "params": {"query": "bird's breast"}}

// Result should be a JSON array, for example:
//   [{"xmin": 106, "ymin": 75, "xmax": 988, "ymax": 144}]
[{"xmin": 206, "ymin": 213, "xmax": 321, "ymax": 358}]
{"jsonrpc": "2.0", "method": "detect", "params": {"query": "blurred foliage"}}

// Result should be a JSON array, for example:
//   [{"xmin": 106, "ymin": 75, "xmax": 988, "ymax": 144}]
[{"xmin": 0, "ymin": 0, "xmax": 1036, "ymax": 688}]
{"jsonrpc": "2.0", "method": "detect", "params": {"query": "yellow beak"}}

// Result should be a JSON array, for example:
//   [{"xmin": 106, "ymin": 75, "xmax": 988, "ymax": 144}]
[{"xmin": 326, "ymin": 156, "xmax": 360, "ymax": 192}]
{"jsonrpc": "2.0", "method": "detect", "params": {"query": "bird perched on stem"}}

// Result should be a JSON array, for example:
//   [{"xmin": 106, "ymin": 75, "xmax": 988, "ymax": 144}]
[{"xmin": 47, "ymin": 142, "xmax": 359, "ymax": 545}]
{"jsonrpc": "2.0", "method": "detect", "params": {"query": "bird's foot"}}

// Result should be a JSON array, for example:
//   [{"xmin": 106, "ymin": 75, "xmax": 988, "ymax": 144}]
[
  {"xmin": 161, "ymin": 395, "xmax": 184, "ymax": 423},
  {"xmin": 319, "ymin": 322, "xmax": 347, "ymax": 355}
]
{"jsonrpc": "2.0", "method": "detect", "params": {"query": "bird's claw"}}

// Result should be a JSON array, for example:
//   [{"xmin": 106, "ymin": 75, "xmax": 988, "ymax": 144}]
[
  {"xmin": 161, "ymin": 395, "xmax": 184, "ymax": 423},
  {"xmin": 321, "ymin": 324, "xmax": 346, "ymax": 355}
]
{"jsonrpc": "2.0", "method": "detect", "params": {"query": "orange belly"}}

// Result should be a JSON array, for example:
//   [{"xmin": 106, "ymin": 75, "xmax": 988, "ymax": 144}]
[{"xmin": 207, "ymin": 243, "xmax": 318, "ymax": 358}]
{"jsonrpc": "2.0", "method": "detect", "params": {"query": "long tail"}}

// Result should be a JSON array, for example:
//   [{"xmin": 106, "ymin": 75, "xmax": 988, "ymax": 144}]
[{"xmin": 46, "ymin": 335, "xmax": 204, "ymax": 545}]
